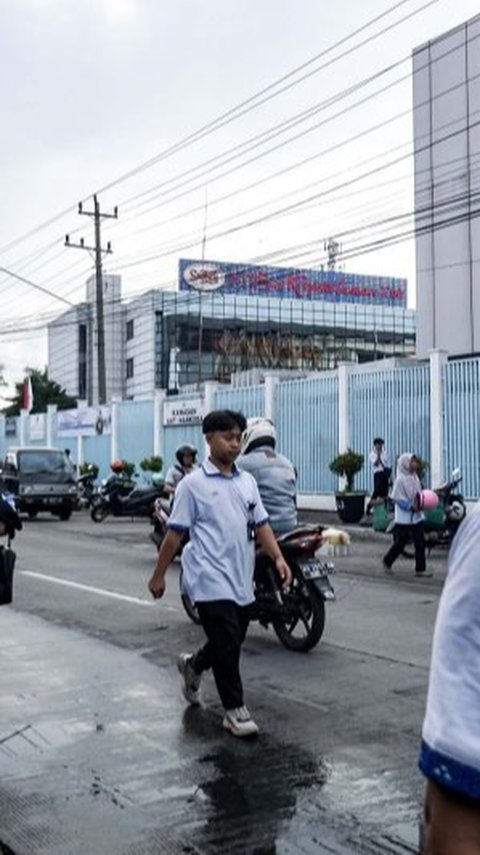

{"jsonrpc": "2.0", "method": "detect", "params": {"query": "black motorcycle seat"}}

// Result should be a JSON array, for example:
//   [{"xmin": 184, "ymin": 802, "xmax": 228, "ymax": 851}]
[{"xmin": 276, "ymin": 524, "xmax": 323, "ymax": 544}]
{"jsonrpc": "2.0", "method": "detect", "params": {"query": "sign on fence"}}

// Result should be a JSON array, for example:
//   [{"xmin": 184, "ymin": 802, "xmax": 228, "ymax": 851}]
[
  {"xmin": 30, "ymin": 413, "xmax": 45, "ymax": 441},
  {"xmin": 163, "ymin": 397, "xmax": 205, "ymax": 426},
  {"xmin": 57, "ymin": 406, "xmax": 112, "ymax": 437},
  {"xmin": 5, "ymin": 418, "xmax": 17, "ymax": 438}
]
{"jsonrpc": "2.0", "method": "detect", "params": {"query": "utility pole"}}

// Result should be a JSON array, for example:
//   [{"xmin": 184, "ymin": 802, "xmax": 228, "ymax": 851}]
[{"xmin": 65, "ymin": 196, "xmax": 118, "ymax": 404}]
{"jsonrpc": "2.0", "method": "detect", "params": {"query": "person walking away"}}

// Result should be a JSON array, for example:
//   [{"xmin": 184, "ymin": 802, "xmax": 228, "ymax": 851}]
[
  {"xmin": 382, "ymin": 453, "xmax": 431, "ymax": 578},
  {"xmin": 419, "ymin": 501, "xmax": 480, "ymax": 853},
  {"xmin": 366, "ymin": 437, "xmax": 391, "ymax": 515},
  {"xmin": 237, "ymin": 417, "xmax": 297, "ymax": 535},
  {"xmin": 164, "ymin": 444, "xmax": 198, "ymax": 497},
  {"xmin": 148, "ymin": 410, "xmax": 292, "ymax": 738}
]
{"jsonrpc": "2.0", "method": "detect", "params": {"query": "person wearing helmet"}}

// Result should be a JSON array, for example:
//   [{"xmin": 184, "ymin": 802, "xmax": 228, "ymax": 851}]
[
  {"xmin": 237, "ymin": 417, "xmax": 297, "ymax": 535},
  {"xmin": 164, "ymin": 444, "xmax": 198, "ymax": 497}
]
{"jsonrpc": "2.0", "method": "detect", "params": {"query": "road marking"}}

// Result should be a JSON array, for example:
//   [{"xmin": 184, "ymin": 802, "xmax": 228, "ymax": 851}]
[{"xmin": 21, "ymin": 570, "xmax": 164, "ymax": 608}]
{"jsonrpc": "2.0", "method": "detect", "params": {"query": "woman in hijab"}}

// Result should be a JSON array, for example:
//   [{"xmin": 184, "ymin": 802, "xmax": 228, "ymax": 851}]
[{"xmin": 382, "ymin": 453, "xmax": 431, "ymax": 577}]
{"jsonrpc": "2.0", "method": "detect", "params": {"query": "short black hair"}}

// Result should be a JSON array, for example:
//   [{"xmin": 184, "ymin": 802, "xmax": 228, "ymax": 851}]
[
  {"xmin": 373, "ymin": 437, "xmax": 384, "ymax": 446},
  {"xmin": 202, "ymin": 409, "xmax": 247, "ymax": 435}
]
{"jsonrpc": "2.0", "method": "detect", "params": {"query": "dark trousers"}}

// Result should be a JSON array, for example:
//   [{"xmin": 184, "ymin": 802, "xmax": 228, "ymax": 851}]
[
  {"xmin": 366, "ymin": 471, "xmax": 390, "ymax": 512},
  {"xmin": 192, "ymin": 600, "xmax": 250, "ymax": 710},
  {"xmin": 383, "ymin": 522, "xmax": 426, "ymax": 574}
]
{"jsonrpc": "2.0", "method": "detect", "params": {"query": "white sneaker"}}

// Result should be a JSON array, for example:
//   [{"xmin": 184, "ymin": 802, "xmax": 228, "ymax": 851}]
[
  {"xmin": 222, "ymin": 706, "xmax": 259, "ymax": 738},
  {"xmin": 177, "ymin": 654, "xmax": 202, "ymax": 706}
]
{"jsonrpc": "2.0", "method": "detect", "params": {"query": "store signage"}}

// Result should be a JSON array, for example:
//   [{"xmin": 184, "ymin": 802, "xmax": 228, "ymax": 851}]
[
  {"xmin": 179, "ymin": 258, "xmax": 407, "ymax": 307},
  {"xmin": 163, "ymin": 397, "xmax": 205, "ymax": 427}
]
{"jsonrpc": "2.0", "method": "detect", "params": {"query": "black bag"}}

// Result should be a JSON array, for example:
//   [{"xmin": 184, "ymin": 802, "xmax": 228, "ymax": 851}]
[{"xmin": 0, "ymin": 544, "xmax": 16, "ymax": 605}]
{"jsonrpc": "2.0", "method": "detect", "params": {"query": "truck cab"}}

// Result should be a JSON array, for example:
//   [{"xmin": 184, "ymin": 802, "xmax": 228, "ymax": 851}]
[{"xmin": 0, "ymin": 446, "xmax": 78, "ymax": 520}]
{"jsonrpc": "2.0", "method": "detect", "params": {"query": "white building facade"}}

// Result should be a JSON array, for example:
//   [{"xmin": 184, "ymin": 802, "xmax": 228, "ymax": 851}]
[
  {"xmin": 413, "ymin": 13, "xmax": 480, "ymax": 358},
  {"xmin": 48, "ymin": 274, "xmax": 125, "ymax": 404}
]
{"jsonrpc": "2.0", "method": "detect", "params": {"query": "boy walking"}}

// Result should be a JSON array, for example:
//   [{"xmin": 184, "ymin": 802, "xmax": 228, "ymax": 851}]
[{"xmin": 148, "ymin": 410, "xmax": 292, "ymax": 737}]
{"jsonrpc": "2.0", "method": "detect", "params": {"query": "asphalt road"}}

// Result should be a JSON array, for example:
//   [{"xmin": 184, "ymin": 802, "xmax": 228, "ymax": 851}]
[{"xmin": 1, "ymin": 511, "xmax": 448, "ymax": 854}]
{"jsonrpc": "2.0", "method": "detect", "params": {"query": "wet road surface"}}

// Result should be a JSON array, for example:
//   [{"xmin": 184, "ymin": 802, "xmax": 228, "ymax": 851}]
[{"xmin": 0, "ymin": 513, "xmax": 446, "ymax": 853}]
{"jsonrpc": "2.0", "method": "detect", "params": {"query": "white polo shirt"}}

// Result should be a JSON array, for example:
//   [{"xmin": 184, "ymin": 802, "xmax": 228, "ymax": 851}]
[
  {"xmin": 168, "ymin": 459, "xmax": 269, "ymax": 605},
  {"xmin": 419, "ymin": 502, "xmax": 480, "ymax": 799}
]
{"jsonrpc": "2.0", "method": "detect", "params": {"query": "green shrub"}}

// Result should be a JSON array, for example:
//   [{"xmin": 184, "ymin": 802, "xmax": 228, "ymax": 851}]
[
  {"xmin": 139, "ymin": 456, "xmax": 163, "ymax": 473},
  {"xmin": 78, "ymin": 462, "xmax": 99, "ymax": 479},
  {"xmin": 329, "ymin": 449, "xmax": 364, "ymax": 492}
]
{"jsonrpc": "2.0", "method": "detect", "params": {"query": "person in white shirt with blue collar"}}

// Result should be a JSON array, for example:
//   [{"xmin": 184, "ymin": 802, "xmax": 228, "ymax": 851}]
[
  {"xmin": 148, "ymin": 409, "xmax": 292, "ymax": 738},
  {"xmin": 419, "ymin": 501, "xmax": 480, "ymax": 853}
]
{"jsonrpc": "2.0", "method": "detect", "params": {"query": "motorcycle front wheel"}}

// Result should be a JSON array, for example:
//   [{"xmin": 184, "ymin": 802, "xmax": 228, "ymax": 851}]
[
  {"xmin": 273, "ymin": 566, "xmax": 325, "ymax": 652},
  {"xmin": 90, "ymin": 503, "xmax": 109, "ymax": 523}
]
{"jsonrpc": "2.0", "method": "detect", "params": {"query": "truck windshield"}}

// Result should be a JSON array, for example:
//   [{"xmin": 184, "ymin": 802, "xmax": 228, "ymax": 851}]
[{"xmin": 18, "ymin": 451, "xmax": 72, "ymax": 475}]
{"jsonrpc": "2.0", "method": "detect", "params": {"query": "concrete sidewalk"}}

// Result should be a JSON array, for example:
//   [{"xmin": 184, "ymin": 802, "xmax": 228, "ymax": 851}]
[{"xmin": 1, "ymin": 608, "xmax": 373, "ymax": 855}]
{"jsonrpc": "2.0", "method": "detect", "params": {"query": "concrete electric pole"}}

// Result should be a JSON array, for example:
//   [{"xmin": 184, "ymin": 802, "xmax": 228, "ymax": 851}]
[{"xmin": 65, "ymin": 196, "xmax": 118, "ymax": 404}]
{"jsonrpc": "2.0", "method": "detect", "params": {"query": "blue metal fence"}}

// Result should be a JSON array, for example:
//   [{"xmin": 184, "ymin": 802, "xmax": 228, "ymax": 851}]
[
  {"xmin": 444, "ymin": 358, "xmax": 480, "ymax": 500},
  {"xmin": 276, "ymin": 374, "xmax": 338, "ymax": 493},
  {"xmin": 5, "ymin": 357, "xmax": 480, "ymax": 499},
  {"xmin": 117, "ymin": 400, "xmax": 154, "ymax": 479},
  {"xmin": 163, "ymin": 422, "xmax": 205, "ymax": 472},
  {"xmin": 214, "ymin": 384, "xmax": 265, "ymax": 418},
  {"xmin": 82, "ymin": 434, "xmax": 112, "ymax": 479},
  {"xmin": 349, "ymin": 364, "xmax": 431, "ymax": 491}
]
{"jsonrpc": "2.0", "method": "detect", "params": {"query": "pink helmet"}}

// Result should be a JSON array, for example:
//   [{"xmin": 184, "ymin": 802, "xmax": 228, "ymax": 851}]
[{"xmin": 421, "ymin": 489, "xmax": 439, "ymax": 511}]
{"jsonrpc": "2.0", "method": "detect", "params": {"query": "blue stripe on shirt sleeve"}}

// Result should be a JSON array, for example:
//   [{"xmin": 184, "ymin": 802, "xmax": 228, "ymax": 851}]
[
  {"xmin": 419, "ymin": 739, "xmax": 480, "ymax": 800},
  {"xmin": 167, "ymin": 522, "xmax": 190, "ymax": 533},
  {"xmin": 255, "ymin": 517, "xmax": 270, "ymax": 528}
]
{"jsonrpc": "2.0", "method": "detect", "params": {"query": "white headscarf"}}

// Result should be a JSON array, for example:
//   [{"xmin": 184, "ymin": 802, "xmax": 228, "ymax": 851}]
[{"xmin": 391, "ymin": 453, "xmax": 421, "ymax": 505}]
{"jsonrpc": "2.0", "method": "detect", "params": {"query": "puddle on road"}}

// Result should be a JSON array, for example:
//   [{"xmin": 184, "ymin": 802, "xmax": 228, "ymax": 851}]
[{"xmin": 178, "ymin": 708, "xmax": 419, "ymax": 854}]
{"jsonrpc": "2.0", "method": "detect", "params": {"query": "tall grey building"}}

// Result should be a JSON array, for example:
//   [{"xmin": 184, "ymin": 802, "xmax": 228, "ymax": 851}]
[
  {"xmin": 413, "ymin": 13, "xmax": 480, "ymax": 357},
  {"xmin": 48, "ymin": 274, "xmax": 125, "ymax": 404}
]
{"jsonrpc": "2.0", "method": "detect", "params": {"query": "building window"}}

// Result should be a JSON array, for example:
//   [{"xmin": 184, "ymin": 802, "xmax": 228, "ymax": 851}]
[
  {"xmin": 126, "ymin": 358, "xmax": 134, "ymax": 379},
  {"xmin": 126, "ymin": 319, "xmax": 134, "ymax": 341}
]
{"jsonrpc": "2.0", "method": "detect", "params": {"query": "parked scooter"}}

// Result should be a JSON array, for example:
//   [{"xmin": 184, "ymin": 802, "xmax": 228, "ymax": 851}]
[
  {"xmin": 424, "ymin": 467, "xmax": 466, "ymax": 548},
  {"xmin": 91, "ymin": 461, "xmax": 165, "ymax": 522},
  {"xmin": 76, "ymin": 467, "xmax": 98, "ymax": 509},
  {"xmin": 381, "ymin": 467, "xmax": 466, "ymax": 551}
]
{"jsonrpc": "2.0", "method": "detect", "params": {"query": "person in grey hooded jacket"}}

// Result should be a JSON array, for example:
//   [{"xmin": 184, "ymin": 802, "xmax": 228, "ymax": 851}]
[
  {"xmin": 237, "ymin": 418, "xmax": 297, "ymax": 536},
  {"xmin": 382, "ymin": 452, "xmax": 430, "ymax": 577}
]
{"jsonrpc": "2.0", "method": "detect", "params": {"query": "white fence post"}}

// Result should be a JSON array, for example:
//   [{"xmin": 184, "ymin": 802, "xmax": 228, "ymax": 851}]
[
  {"xmin": 338, "ymin": 363, "xmax": 351, "ymax": 453},
  {"xmin": 19, "ymin": 409, "xmax": 29, "ymax": 445},
  {"xmin": 204, "ymin": 382, "xmax": 218, "ymax": 456},
  {"xmin": 46, "ymin": 404, "xmax": 57, "ymax": 446},
  {"xmin": 264, "ymin": 374, "xmax": 279, "ymax": 421},
  {"xmin": 111, "ymin": 399, "xmax": 120, "ymax": 462},
  {"xmin": 77, "ymin": 434, "xmax": 84, "ymax": 468},
  {"xmin": 429, "ymin": 349, "xmax": 447, "ymax": 489},
  {"xmin": 153, "ymin": 390, "xmax": 166, "ymax": 461}
]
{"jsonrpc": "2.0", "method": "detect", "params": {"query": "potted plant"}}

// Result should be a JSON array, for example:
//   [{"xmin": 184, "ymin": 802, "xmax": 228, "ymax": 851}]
[
  {"xmin": 329, "ymin": 448, "xmax": 366, "ymax": 524},
  {"xmin": 139, "ymin": 455, "xmax": 163, "ymax": 484}
]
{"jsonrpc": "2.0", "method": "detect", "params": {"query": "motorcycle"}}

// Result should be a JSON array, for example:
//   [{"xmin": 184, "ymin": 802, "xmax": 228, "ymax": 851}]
[
  {"xmin": 150, "ymin": 495, "xmax": 175, "ymax": 550},
  {"xmin": 76, "ymin": 469, "xmax": 98, "ymax": 509},
  {"xmin": 383, "ymin": 467, "xmax": 466, "ymax": 552},
  {"xmin": 423, "ymin": 467, "xmax": 466, "ymax": 549},
  {"xmin": 180, "ymin": 523, "xmax": 335, "ymax": 653},
  {"xmin": 91, "ymin": 472, "xmax": 164, "ymax": 522}
]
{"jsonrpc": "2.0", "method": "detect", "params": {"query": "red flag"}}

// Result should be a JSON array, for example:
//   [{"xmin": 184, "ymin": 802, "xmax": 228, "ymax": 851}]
[{"xmin": 23, "ymin": 376, "xmax": 33, "ymax": 413}]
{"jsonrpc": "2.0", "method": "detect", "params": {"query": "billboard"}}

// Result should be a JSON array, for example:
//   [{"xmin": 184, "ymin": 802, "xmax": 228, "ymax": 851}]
[
  {"xmin": 57, "ymin": 406, "xmax": 111, "ymax": 438},
  {"xmin": 179, "ymin": 259, "xmax": 407, "ymax": 308}
]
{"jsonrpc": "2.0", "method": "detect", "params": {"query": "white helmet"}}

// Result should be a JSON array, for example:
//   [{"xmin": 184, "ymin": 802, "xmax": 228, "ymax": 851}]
[{"xmin": 241, "ymin": 417, "xmax": 277, "ymax": 454}]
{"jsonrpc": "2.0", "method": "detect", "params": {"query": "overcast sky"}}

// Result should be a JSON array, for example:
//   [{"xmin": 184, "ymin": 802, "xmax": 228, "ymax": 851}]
[{"xmin": 0, "ymin": 0, "xmax": 479, "ymax": 400}]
